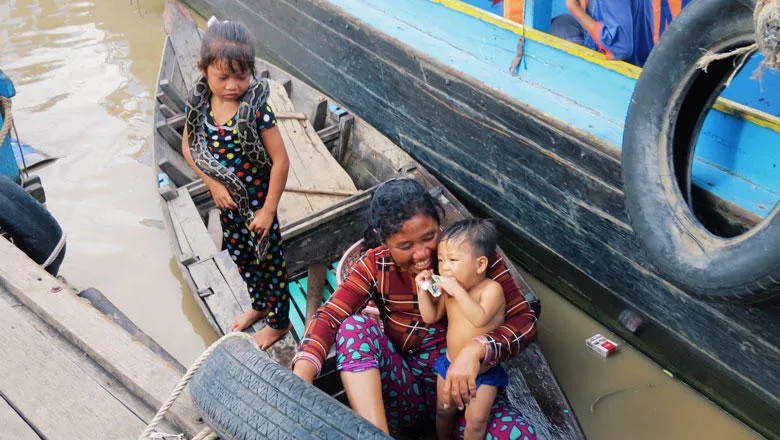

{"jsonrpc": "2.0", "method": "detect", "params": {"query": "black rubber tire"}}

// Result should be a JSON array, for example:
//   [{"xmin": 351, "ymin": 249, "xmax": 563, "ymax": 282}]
[
  {"xmin": 0, "ymin": 175, "xmax": 65, "ymax": 275},
  {"xmin": 622, "ymin": 0, "xmax": 780, "ymax": 304},
  {"xmin": 189, "ymin": 335, "xmax": 392, "ymax": 440}
]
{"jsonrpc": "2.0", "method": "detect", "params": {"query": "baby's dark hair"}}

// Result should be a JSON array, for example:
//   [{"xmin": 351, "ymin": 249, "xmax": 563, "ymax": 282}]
[
  {"xmin": 364, "ymin": 178, "xmax": 444, "ymax": 247},
  {"xmin": 199, "ymin": 20, "xmax": 256, "ymax": 76},
  {"xmin": 438, "ymin": 219, "xmax": 497, "ymax": 262}
]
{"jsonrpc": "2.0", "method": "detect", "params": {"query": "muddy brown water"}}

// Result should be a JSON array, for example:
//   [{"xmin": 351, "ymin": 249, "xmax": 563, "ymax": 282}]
[{"xmin": 0, "ymin": 1, "xmax": 761, "ymax": 438}]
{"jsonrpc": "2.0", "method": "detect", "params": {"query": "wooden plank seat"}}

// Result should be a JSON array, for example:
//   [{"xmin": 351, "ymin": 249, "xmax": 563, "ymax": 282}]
[{"xmin": 265, "ymin": 79, "xmax": 359, "ymax": 225}]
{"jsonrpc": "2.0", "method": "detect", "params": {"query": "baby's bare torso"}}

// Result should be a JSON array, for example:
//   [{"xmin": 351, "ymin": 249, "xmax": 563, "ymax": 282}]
[{"xmin": 444, "ymin": 279, "xmax": 505, "ymax": 372}]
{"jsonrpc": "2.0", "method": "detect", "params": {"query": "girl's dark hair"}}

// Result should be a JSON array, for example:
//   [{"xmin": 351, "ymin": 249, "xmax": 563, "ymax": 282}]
[
  {"xmin": 200, "ymin": 21, "xmax": 256, "ymax": 76},
  {"xmin": 438, "ymin": 219, "xmax": 497, "ymax": 263},
  {"xmin": 363, "ymin": 178, "xmax": 444, "ymax": 247}
]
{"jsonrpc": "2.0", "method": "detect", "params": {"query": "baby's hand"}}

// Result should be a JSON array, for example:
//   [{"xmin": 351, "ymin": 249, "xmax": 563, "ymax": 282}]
[
  {"xmin": 436, "ymin": 276, "xmax": 466, "ymax": 298},
  {"xmin": 416, "ymin": 270, "xmax": 435, "ymax": 295},
  {"xmin": 415, "ymin": 270, "xmax": 433, "ymax": 287}
]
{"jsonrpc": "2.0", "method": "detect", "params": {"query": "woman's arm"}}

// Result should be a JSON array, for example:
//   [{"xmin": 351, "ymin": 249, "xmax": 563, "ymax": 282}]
[
  {"xmin": 291, "ymin": 250, "xmax": 377, "ymax": 378},
  {"xmin": 181, "ymin": 126, "xmax": 237, "ymax": 210}
]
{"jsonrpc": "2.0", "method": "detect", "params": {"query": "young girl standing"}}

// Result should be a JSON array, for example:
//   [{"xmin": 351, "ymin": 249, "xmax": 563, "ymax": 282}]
[{"xmin": 182, "ymin": 19, "xmax": 291, "ymax": 349}]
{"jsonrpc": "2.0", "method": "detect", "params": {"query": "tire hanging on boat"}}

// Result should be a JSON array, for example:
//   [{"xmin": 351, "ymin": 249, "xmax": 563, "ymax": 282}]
[
  {"xmin": 189, "ymin": 335, "xmax": 392, "ymax": 440},
  {"xmin": 622, "ymin": 0, "xmax": 779, "ymax": 304},
  {"xmin": 0, "ymin": 176, "xmax": 65, "ymax": 276}
]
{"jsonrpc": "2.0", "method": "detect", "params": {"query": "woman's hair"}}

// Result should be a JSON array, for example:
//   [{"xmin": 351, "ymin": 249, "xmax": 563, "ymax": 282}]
[
  {"xmin": 364, "ymin": 178, "xmax": 444, "ymax": 247},
  {"xmin": 199, "ymin": 20, "xmax": 256, "ymax": 76},
  {"xmin": 438, "ymin": 218, "xmax": 497, "ymax": 262}
]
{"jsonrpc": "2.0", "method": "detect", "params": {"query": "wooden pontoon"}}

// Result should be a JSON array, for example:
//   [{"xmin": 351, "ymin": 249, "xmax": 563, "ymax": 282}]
[
  {"xmin": 0, "ymin": 237, "xmax": 203, "ymax": 439},
  {"xmin": 154, "ymin": 1, "xmax": 584, "ymax": 438}
]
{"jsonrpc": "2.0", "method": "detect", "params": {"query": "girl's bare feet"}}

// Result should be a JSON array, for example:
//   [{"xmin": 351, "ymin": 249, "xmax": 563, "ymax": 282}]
[
  {"xmin": 231, "ymin": 308, "xmax": 267, "ymax": 332},
  {"xmin": 252, "ymin": 324, "xmax": 291, "ymax": 349}
]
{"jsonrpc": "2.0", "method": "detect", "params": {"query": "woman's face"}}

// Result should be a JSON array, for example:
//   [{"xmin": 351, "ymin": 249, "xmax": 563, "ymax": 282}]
[{"xmin": 383, "ymin": 214, "xmax": 440, "ymax": 275}]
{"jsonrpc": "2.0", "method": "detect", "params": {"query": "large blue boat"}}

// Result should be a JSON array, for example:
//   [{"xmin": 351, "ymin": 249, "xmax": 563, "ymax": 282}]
[{"xmin": 180, "ymin": 0, "xmax": 779, "ymax": 436}]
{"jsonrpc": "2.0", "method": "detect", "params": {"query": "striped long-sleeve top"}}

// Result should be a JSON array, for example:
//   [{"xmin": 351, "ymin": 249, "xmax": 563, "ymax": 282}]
[{"xmin": 292, "ymin": 246, "xmax": 537, "ymax": 376}]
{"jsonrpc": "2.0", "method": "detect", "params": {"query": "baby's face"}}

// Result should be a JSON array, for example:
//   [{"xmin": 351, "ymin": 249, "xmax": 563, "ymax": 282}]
[{"xmin": 437, "ymin": 239, "xmax": 483, "ymax": 286}]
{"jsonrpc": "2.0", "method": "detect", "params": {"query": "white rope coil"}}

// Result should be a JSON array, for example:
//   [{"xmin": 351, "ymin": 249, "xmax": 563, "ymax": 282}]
[
  {"xmin": 755, "ymin": 0, "xmax": 780, "ymax": 72},
  {"xmin": 138, "ymin": 332, "xmax": 256, "ymax": 440},
  {"xmin": 697, "ymin": 0, "xmax": 780, "ymax": 83},
  {"xmin": 0, "ymin": 96, "xmax": 13, "ymax": 142}
]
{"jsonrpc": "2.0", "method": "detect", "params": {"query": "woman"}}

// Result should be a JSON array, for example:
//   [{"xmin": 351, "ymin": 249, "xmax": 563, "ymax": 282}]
[{"xmin": 292, "ymin": 178, "xmax": 538, "ymax": 439}]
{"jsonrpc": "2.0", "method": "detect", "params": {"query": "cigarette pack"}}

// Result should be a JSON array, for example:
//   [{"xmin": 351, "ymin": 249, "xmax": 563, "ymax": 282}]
[{"xmin": 586, "ymin": 333, "xmax": 619, "ymax": 358}]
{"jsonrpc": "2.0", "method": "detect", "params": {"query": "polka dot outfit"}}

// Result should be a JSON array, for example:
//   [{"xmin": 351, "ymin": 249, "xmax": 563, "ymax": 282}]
[
  {"xmin": 206, "ymin": 104, "xmax": 290, "ymax": 330},
  {"xmin": 336, "ymin": 315, "xmax": 537, "ymax": 439}
]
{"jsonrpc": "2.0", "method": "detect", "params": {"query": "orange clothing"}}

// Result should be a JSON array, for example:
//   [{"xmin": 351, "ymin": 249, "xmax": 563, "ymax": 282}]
[
  {"xmin": 652, "ymin": 0, "xmax": 684, "ymax": 42},
  {"xmin": 503, "ymin": 0, "xmax": 524, "ymax": 24}
]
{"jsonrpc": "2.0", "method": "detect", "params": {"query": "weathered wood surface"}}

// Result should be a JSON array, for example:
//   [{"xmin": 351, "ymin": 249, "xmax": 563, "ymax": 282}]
[
  {"xmin": 163, "ymin": 0, "xmax": 201, "ymax": 88},
  {"xmin": 0, "ymin": 238, "xmax": 203, "ymax": 438},
  {"xmin": 0, "ymin": 288, "xmax": 147, "ymax": 438},
  {"xmin": 1, "ymin": 284, "xmax": 184, "ymax": 439},
  {"xmin": 267, "ymin": 79, "xmax": 358, "ymax": 225},
  {"xmin": 0, "ymin": 397, "xmax": 40, "ymax": 440},
  {"xmin": 180, "ymin": 0, "xmax": 780, "ymax": 436}
]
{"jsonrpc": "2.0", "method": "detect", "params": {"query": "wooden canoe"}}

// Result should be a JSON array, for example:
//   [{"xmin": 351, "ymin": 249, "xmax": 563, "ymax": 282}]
[{"xmin": 154, "ymin": 1, "xmax": 584, "ymax": 438}]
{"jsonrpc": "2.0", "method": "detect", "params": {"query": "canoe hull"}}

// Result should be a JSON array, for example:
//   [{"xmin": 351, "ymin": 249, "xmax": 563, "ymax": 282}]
[
  {"xmin": 182, "ymin": 0, "xmax": 780, "ymax": 437},
  {"xmin": 154, "ymin": 2, "xmax": 584, "ymax": 437}
]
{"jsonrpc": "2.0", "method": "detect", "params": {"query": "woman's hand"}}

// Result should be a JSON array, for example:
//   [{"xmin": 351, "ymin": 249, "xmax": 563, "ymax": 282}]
[
  {"xmin": 292, "ymin": 359, "xmax": 317, "ymax": 384},
  {"xmin": 444, "ymin": 341, "xmax": 484, "ymax": 410},
  {"xmin": 248, "ymin": 206, "xmax": 275, "ymax": 238},
  {"xmin": 208, "ymin": 181, "xmax": 238, "ymax": 210}
]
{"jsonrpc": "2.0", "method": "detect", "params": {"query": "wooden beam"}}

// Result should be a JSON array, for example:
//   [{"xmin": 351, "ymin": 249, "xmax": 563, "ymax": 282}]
[
  {"xmin": 156, "ymin": 131, "xmax": 196, "ymax": 187},
  {"xmin": 316, "ymin": 124, "xmax": 340, "ymax": 143},
  {"xmin": 333, "ymin": 114, "xmax": 354, "ymax": 164},
  {"xmin": 285, "ymin": 186, "xmax": 358, "ymax": 197},
  {"xmin": 158, "ymin": 102, "xmax": 177, "ymax": 119},
  {"xmin": 167, "ymin": 114, "xmax": 186, "ymax": 131},
  {"xmin": 275, "ymin": 111, "xmax": 307, "ymax": 120},
  {"xmin": 305, "ymin": 264, "xmax": 327, "ymax": 326},
  {"xmin": 159, "ymin": 79, "xmax": 188, "ymax": 113},
  {"xmin": 156, "ymin": 117, "xmax": 183, "ymax": 149},
  {"xmin": 310, "ymin": 97, "xmax": 328, "ymax": 130}
]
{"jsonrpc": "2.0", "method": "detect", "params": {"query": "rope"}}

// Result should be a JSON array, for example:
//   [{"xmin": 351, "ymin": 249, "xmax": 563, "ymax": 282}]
[
  {"xmin": 697, "ymin": 0, "xmax": 780, "ymax": 82},
  {"xmin": 754, "ymin": 0, "xmax": 780, "ymax": 74},
  {"xmin": 138, "ymin": 332, "xmax": 256, "ymax": 440},
  {"xmin": 0, "ymin": 96, "xmax": 12, "ymax": 142}
]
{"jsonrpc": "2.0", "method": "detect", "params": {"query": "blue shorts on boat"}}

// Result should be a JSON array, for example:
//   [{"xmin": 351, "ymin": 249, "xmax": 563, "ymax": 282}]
[{"xmin": 433, "ymin": 355, "xmax": 508, "ymax": 388}]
